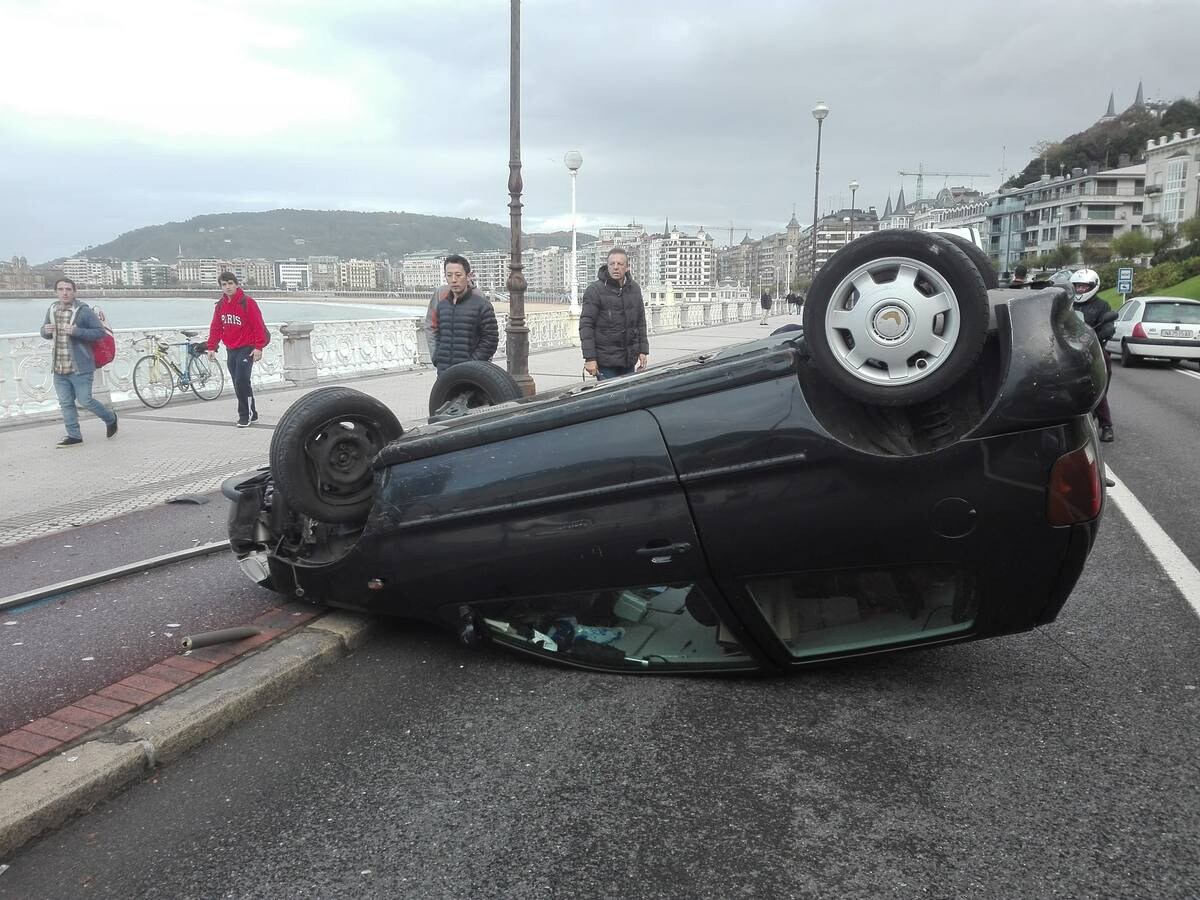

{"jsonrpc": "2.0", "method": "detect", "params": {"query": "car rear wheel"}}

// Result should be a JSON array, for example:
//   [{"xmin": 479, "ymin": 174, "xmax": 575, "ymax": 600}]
[
  {"xmin": 1120, "ymin": 340, "xmax": 1141, "ymax": 368},
  {"xmin": 428, "ymin": 361, "xmax": 523, "ymax": 419},
  {"xmin": 802, "ymin": 230, "xmax": 990, "ymax": 406},
  {"xmin": 270, "ymin": 387, "xmax": 403, "ymax": 523},
  {"xmin": 771, "ymin": 323, "xmax": 803, "ymax": 337},
  {"xmin": 931, "ymin": 232, "xmax": 999, "ymax": 290}
]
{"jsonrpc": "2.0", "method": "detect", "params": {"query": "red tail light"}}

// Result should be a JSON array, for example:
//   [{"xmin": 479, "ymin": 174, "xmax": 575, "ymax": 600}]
[
  {"xmin": 1132, "ymin": 323, "xmax": 1147, "ymax": 339},
  {"xmin": 1046, "ymin": 443, "xmax": 1103, "ymax": 525}
]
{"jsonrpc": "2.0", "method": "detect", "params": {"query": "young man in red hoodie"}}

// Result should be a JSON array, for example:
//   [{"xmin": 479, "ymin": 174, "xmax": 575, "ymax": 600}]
[{"xmin": 207, "ymin": 273, "xmax": 267, "ymax": 427}]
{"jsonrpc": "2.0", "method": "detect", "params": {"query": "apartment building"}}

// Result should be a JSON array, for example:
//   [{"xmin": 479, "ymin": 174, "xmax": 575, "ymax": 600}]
[
  {"xmin": 400, "ymin": 253, "xmax": 445, "ymax": 289},
  {"xmin": 308, "ymin": 255, "xmax": 340, "ymax": 291},
  {"xmin": 176, "ymin": 257, "xmax": 232, "ymax": 286},
  {"xmin": 230, "ymin": 258, "xmax": 275, "ymax": 289},
  {"xmin": 1143, "ymin": 127, "xmax": 1199, "ymax": 239},
  {"xmin": 339, "ymin": 258, "xmax": 378, "ymax": 291},
  {"xmin": 274, "ymin": 260, "xmax": 311, "ymax": 291},
  {"xmin": 798, "ymin": 208, "xmax": 880, "ymax": 278}
]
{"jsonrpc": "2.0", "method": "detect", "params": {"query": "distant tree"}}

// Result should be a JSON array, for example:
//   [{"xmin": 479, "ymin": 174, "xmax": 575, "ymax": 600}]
[
  {"xmin": 1154, "ymin": 223, "xmax": 1177, "ymax": 253},
  {"xmin": 1110, "ymin": 230, "xmax": 1154, "ymax": 260},
  {"xmin": 1159, "ymin": 98, "xmax": 1200, "ymax": 133},
  {"xmin": 1048, "ymin": 242, "xmax": 1077, "ymax": 268},
  {"xmin": 1180, "ymin": 214, "xmax": 1200, "ymax": 246},
  {"xmin": 1081, "ymin": 241, "xmax": 1114, "ymax": 266}
]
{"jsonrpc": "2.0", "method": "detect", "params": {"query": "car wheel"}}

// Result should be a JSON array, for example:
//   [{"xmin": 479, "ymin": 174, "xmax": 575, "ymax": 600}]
[
  {"xmin": 771, "ymin": 323, "xmax": 803, "ymax": 337},
  {"xmin": 801, "ymin": 230, "xmax": 989, "ymax": 406},
  {"xmin": 931, "ymin": 232, "xmax": 999, "ymax": 290},
  {"xmin": 428, "ymin": 360, "xmax": 523, "ymax": 418},
  {"xmin": 1119, "ymin": 340, "xmax": 1141, "ymax": 368},
  {"xmin": 269, "ymin": 387, "xmax": 402, "ymax": 524}
]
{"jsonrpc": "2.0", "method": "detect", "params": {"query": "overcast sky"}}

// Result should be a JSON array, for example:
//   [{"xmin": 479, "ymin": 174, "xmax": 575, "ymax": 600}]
[{"xmin": 2, "ymin": 0, "xmax": 1198, "ymax": 263}]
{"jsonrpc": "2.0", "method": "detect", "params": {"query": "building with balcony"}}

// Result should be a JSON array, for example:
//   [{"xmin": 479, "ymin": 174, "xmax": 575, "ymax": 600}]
[
  {"xmin": 400, "ymin": 253, "xmax": 445, "ymax": 289},
  {"xmin": 230, "ymin": 258, "xmax": 275, "ymax": 289},
  {"xmin": 339, "ymin": 258, "xmax": 378, "ymax": 291},
  {"xmin": 1010, "ymin": 162, "xmax": 1145, "ymax": 261},
  {"xmin": 984, "ymin": 192, "xmax": 1026, "ymax": 276},
  {"xmin": 797, "ymin": 208, "xmax": 880, "ymax": 278},
  {"xmin": 308, "ymin": 256, "xmax": 341, "ymax": 291},
  {"xmin": 1143, "ymin": 127, "xmax": 1199, "ymax": 240},
  {"xmin": 176, "ymin": 258, "xmax": 232, "ymax": 286}
]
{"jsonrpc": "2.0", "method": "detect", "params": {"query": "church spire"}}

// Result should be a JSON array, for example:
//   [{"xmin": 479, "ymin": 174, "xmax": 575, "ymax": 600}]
[
  {"xmin": 1134, "ymin": 80, "xmax": 1144, "ymax": 107},
  {"xmin": 882, "ymin": 194, "xmax": 893, "ymax": 219}
]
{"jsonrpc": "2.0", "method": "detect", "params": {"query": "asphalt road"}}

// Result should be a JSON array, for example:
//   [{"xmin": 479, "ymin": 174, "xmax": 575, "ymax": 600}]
[
  {"xmin": 1, "ymin": 362, "xmax": 1198, "ymax": 898},
  {"xmin": 0, "ymin": 493, "xmax": 281, "ymax": 733}
]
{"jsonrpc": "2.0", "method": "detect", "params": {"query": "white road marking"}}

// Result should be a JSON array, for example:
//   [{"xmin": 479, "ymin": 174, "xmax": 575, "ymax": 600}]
[
  {"xmin": 1173, "ymin": 366, "xmax": 1200, "ymax": 382},
  {"xmin": 1106, "ymin": 466, "xmax": 1200, "ymax": 619}
]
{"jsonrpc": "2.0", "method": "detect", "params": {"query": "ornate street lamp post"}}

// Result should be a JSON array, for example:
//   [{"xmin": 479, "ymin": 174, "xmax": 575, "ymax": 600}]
[
  {"xmin": 506, "ymin": 0, "xmax": 534, "ymax": 395},
  {"xmin": 848, "ymin": 179, "xmax": 859, "ymax": 242},
  {"xmin": 810, "ymin": 101, "xmax": 829, "ymax": 276},
  {"xmin": 564, "ymin": 150, "xmax": 583, "ymax": 315}
]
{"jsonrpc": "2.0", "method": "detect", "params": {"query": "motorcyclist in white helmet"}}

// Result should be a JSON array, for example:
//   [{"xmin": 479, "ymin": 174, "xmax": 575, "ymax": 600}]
[{"xmin": 1070, "ymin": 268, "xmax": 1118, "ymax": 442}]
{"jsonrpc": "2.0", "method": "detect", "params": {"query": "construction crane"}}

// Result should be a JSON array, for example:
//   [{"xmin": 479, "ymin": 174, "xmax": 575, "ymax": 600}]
[{"xmin": 898, "ymin": 163, "xmax": 989, "ymax": 202}]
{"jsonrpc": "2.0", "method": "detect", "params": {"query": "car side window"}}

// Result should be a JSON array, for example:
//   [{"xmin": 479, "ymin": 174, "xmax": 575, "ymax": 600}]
[
  {"xmin": 744, "ymin": 563, "xmax": 978, "ymax": 660},
  {"xmin": 1117, "ymin": 302, "xmax": 1139, "ymax": 321},
  {"xmin": 478, "ymin": 584, "xmax": 754, "ymax": 671}
]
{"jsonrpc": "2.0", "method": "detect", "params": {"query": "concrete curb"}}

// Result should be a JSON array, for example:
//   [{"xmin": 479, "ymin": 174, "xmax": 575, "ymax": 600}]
[{"xmin": 0, "ymin": 611, "xmax": 378, "ymax": 859}]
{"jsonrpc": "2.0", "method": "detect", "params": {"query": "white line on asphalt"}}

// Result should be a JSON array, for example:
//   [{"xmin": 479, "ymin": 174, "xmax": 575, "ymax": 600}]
[
  {"xmin": 1173, "ymin": 367, "xmax": 1200, "ymax": 382},
  {"xmin": 1106, "ymin": 466, "xmax": 1200, "ymax": 619}
]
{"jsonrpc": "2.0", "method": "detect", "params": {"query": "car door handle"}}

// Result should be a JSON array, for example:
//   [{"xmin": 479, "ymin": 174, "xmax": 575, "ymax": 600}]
[{"xmin": 636, "ymin": 542, "xmax": 692, "ymax": 561}]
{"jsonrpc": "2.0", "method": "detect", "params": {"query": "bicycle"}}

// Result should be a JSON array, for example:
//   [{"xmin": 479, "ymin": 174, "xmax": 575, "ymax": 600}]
[{"xmin": 131, "ymin": 330, "xmax": 225, "ymax": 408}]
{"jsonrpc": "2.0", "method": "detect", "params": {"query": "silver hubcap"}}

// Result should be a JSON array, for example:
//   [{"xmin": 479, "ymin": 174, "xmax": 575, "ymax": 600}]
[{"xmin": 824, "ymin": 255, "xmax": 961, "ymax": 386}]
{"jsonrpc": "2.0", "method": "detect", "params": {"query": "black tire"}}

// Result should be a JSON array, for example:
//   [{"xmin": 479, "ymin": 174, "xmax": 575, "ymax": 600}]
[
  {"xmin": 269, "ymin": 387, "xmax": 403, "ymax": 524},
  {"xmin": 132, "ymin": 354, "xmax": 174, "ymax": 408},
  {"xmin": 428, "ymin": 361, "xmax": 523, "ymax": 418},
  {"xmin": 186, "ymin": 353, "xmax": 224, "ymax": 400},
  {"xmin": 1120, "ymin": 341, "xmax": 1141, "ymax": 368},
  {"xmin": 802, "ymin": 230, "xmax": 989, "ymax": 406},
  {"xmin": 930, "ymin": 232, "xmax": 999, "ymax": 290},
  {"xmin": 771, "ymin": 323, "xmax": 803, "ymax": 337}
]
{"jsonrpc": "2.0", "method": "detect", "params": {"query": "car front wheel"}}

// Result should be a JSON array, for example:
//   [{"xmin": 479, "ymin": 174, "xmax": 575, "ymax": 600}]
[
  {"xmin": 802, "ymin": 230, "xmax": 990, "ymax": 406},
  {"xmin": 428, "ymin": 361, "xmax": 523, "ymax": 419},
  {"xmin": 269, "ymin": 387, "xmax": 403, "ymax": 523}
]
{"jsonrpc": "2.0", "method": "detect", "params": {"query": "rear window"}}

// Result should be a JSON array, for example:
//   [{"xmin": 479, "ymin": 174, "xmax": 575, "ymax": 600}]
[{"xmin": 1143, "ymin": 302, "xmax": 1200, "ymax": 325}]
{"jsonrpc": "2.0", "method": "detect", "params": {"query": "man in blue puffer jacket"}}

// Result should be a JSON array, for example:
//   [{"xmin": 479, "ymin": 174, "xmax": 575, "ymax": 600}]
[
  {"xmin": 424, "ymin": 255, "xmax": 499, "ymax": 373},
  {"xmin": 39, "ymin": 277, "xmax": 118, "ymax": 447}
]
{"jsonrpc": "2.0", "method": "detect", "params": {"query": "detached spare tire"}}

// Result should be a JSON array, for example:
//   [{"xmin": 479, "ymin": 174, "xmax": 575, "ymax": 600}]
[
  {"xmin": 270, "ymin": 387, "xmax": 402, "ymax": 523},
  {"xmin": 931, "ymin": 231, "xmax": 999, "ymax": 290},
  {"xmin": 428, "ymin": 361, "xmax": 523, "ymax": 419},
  {"xmin": 802, "ymin": 230, "xmax": 989, "ymax": 406}
]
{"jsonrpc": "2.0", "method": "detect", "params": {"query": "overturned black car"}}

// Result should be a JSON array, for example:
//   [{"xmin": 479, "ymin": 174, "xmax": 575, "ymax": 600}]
[{"xmin": 224, "ymin": 231, "xmax": 1108, "ymax": 674}]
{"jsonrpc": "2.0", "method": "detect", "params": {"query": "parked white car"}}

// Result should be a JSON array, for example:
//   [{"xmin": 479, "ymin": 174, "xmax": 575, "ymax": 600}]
[{"xmin": 1105, "ymin": 296, "xmax": 1200, "ymax": 366}]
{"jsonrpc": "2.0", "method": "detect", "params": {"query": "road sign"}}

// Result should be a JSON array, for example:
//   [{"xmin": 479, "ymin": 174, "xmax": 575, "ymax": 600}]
[
  {"xmin": 1117, "ymin": 279, "xmax": 1133, "ymax": 293},
  {"xmin": 1117, "ymin": 266, "xmax": 1134, "ymax": 296}
]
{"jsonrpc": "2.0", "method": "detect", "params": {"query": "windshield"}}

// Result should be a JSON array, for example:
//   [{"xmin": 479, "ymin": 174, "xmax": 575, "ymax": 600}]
[{"xmin": 1143, "ymin": 302, "xmax": 1200, "ymax": 325}]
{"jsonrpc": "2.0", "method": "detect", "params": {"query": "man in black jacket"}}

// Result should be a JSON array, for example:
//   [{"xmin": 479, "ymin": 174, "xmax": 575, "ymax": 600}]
[
  {"xmin": 424, "ymin": 255, "xmax": 499, "ymax": 373},
  {"xmin": 1070, "ymin": 268, "xmax": 1118, "ymax": 442},
  {"xmin": 579, "ymin": 247, "xmax": 648, "ymax": 380}
]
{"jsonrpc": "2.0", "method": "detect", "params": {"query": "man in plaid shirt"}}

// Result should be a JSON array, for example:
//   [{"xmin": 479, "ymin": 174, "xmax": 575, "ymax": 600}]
[{"xmin": 39, "ymin": 278, "xmax": 118, "ymax": 447}]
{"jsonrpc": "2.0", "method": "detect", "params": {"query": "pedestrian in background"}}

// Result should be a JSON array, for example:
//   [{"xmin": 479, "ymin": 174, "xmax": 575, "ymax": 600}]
[
  {"xmin": 424, "ymin": 254, "xmax": 499, "ymax": 373},
  {"xmin": 785, "ymin": 290, "xmax": 800, "ymax": 314},
  {"xmin": 40, "ymin": 277, "xmax": 118, "ymax": 447},
  {"xmin": 207, "ymin": 272, "xmax": 267, "ymax": 427},
  {"xmin": 760, "ymin": 290, "xmax": 773, "ymax": 325},
  {"xmin": 1010, "ymin": 264, "xmax": 1028, "ymax": 287},
  {"xmin": 579, "ymin": 247, "xmax": 648, "ymax": 380}
]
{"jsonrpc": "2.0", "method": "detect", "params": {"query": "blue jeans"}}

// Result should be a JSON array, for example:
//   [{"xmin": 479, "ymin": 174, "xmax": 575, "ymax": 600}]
[
  {"xmin": 597, "ymin": 365, "xmax": 635, "ymax": 381},
  {"xmin": 53, "ymin": 371, "xmax": 116, "ymax": 440}
]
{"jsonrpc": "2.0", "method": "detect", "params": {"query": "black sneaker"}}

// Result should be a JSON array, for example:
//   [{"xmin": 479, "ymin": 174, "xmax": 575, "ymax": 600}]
[
  {"xmin": 250, "ymin": 411, "xmax": 259, "ymax": 423},
  {"xmin": 1099, "ymin": 424, "xmax": 1114, "ymax": 443},
  {"xmin": 106, "ymin": 415, "xmax": 118, "ymax": 439},
  {"xmin": 57, "ymin": 436, "xmax": 83, "ymax": 447},
  {"xmin": 236, "ymin": 419, "xmax": 250, "ymax": 428}
]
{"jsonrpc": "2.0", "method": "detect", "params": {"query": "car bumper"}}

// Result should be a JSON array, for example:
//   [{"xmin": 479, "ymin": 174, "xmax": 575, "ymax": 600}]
[{"xmin": 1121, "ymin": 337, "xmax": 1200, "ymax": 360}]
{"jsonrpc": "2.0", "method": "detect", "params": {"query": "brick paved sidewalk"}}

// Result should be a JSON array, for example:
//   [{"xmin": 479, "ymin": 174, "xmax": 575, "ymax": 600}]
[{"xmin": 0, "ymin": 316, "xmax": 795, "ymax": 547}]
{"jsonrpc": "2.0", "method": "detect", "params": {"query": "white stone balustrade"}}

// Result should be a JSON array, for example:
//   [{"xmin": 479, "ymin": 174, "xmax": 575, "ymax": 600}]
[{"xmin": 0, "ymin": 294, "xmax": 778, "ymax": 423}]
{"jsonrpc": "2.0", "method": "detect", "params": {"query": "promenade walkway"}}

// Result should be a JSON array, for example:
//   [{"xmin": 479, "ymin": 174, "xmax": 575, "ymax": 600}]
[{"xmin": 0, "ymin": 314, "xmax": 795, "ymax": 547}]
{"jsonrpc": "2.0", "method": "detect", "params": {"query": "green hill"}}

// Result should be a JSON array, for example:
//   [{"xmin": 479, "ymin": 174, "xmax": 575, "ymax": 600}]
[
  {"xmin": 71, "ymin": 209, "xmax": 593, "ymax": 263},
  {"xmin": 1101, "ymin": 275, "xmax": 1200, "ymax": 306}
]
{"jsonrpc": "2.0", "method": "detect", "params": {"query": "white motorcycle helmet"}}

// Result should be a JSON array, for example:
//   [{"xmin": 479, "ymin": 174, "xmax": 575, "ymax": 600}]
[{"xmin": 1069, "ymin": 268, "xmax": 1100, "ymax": 304}]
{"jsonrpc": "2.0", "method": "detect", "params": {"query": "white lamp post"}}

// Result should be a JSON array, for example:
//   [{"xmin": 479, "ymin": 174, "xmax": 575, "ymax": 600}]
[
  {"xmin": 564, "ymin": 150, "xmax": 583, "ymax": 314},
  {"xmin": 848, "ymin": 180, "xmax": 859, "ymax": 242},
  {"xmin": 810, "ymin": 101, "xmax": 829, "ymax": 275}
]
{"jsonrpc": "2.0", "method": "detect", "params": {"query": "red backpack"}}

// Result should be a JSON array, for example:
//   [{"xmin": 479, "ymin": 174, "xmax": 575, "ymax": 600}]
[{"xmin": 84, "ymin": 305, "xmax": 117, "ymax": 369}]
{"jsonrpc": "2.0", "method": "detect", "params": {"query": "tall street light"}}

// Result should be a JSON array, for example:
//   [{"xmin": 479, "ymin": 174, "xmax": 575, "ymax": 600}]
[
  {"xmin": 564, "ymin": 150, "xmax": 583, "ymax": 315},
  {"xmin": 848, "ymin": 179, "xmax": 859, "ymax": 242},
  {"xmin": 810, "ymin": 101, "xmax": 829, "ymax": 277},
  {"xmin": 506, "ymin": 0, "xmax": 534, "ymax": 395}
]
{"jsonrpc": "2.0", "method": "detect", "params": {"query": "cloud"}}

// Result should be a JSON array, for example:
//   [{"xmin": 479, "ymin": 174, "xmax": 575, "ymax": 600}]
[{"xmin": 2, "ymin": 0, "xmax": 1198, "ymax": 262}]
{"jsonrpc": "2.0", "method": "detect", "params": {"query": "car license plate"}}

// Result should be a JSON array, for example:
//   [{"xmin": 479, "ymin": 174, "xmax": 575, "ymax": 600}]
[{"xmin": 1158, "ymin": 328, "xmax": 1194, "ymax": 339}]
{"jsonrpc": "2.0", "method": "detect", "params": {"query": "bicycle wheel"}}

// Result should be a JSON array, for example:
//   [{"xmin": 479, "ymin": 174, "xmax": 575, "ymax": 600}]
[
  {"xmin": 133, "ymin": 355, "xmax": 175, "ymax": 408},
  {"xmin": 187, "ymin": 352, "xmax": 225, "ymax": 401}
]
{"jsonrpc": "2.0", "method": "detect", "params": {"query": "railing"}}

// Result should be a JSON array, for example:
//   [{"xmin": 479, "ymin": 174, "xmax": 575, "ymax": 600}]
[{"xmin": 0, "ymin": 296, "xmax": 770, "ymax": 423}]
